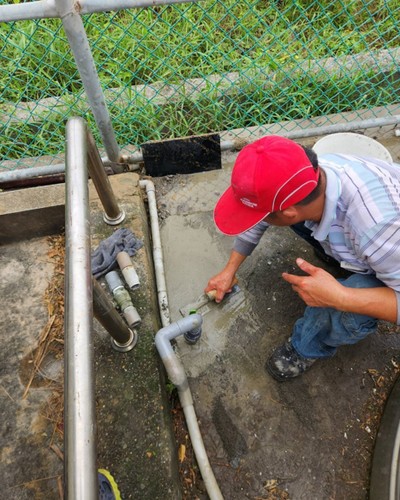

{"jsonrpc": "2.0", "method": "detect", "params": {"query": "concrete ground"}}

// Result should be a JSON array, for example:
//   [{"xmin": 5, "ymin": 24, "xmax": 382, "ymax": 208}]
[
  {"xmin": 1, "ymin": 132, "xmax": 400, "ymax": 500},
  {"xmin": 156, "ymin": 141, "xmax": 400, "ymax": 499},
  {"xmin": 0, "ymin": 238, "xmax": 62, "ymax": 499},
  {"xmin": 0, "ymin": 175, "xmax": 180, "ymax": 500}
]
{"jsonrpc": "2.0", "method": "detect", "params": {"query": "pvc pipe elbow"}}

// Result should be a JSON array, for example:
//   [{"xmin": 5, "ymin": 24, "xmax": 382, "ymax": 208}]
[{"xmin": 155, "ymin": 315, "xmax": 203, "ymax": 359}]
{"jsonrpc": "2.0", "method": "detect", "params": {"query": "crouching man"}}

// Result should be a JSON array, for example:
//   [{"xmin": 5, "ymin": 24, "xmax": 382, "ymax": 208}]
[{"xmin": 206, "ymin": 135, "xmax": 400, "ymax": 381}]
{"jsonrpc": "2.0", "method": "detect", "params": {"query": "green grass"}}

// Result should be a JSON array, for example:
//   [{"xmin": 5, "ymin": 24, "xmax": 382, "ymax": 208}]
[
  {"xmin": 0, "ymin": 0, "xmax": 399, "ymax": 164},
  {"xmin": 1, "ymin": 69, "xmax": 397, "ymax": 160}
]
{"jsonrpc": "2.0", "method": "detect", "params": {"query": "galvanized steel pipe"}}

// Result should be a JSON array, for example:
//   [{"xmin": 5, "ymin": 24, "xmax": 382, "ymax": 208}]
[
  {"xmin": 86, "ymin": 129, "xmax": 125, "ymax": 225},
  {"xmin": 93, "ymin": 278, "xmax": 137, "ymax": 351},
  {"xmin": 0, "ymin": 0, "xmax": 199, "ymax": 22},
  {"xmin": 64, "ymin": 117, "xmax": 97, "ymax": 500},
  {"xmin": 0, "ymin": 0, "xmax": 57, "ymax": 21},
  {"xmin": 81, "ymin": 0, "xmax": 200, "ymax": 14},
  {"xmin": 1, "ymin": 116, "xmax": 399, "ymax": 184},
  {"xmin": 54, "ymin": 0, "xmax": 121, "ymax": 163},
  {"xmin": 0, "ymin": 163, "xmax": 67, "ymax": 186}
]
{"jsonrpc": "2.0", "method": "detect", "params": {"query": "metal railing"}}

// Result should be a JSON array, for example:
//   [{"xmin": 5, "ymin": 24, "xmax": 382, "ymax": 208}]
[
  {"xmin": 64, "ymin": 116, "xmax": 135, "ymax": 499},
  {"xmin": 64, "ymin": 116, "xmax": 97, "ymax": 500}
]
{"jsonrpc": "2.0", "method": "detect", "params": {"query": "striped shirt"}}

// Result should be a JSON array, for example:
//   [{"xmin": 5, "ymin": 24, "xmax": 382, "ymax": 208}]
[{"xmin": 233, "ymin": 154, "xmax": 400, "ymax": 324}]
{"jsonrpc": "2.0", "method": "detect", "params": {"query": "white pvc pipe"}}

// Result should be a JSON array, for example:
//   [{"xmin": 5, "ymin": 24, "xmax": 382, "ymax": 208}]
[
  {"xmin": 140, "ymin": 180, "xmax": 224, "ymax": 499},
  {"xmin": 155, "ymin": 316, "xmax": 224, "ymax": 500},
  {"xmin": 139, "ymin": 180, "xmax": 170, "ymax": 327},
  {"xmin": 183, "ymin": 404, "xmax": 223, "ymax": 498}
]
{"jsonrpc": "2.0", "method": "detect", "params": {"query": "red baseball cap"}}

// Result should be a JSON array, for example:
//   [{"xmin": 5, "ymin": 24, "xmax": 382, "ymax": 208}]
[{"xmin": 214, "ymin": 136, "xmax": 319, "ymax": 235}]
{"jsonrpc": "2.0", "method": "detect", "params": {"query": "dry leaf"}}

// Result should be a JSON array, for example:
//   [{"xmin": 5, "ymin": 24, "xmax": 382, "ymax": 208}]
[
  {"xmin": 264, "ymin": 479, "xmax": 278, "ymax": 490},
  {"xmin": 178, "ymin": 444, "xmax": 186, "ymax": 463}
]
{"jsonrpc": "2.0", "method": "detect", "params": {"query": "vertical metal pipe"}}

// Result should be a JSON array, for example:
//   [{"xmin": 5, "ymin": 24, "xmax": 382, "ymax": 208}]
[
  {"xmin": 93, "ymin": 278, "xmax": 137, "ymax": 350},
  {"xmin": 54, "ymin": 0, "xmax": 121, "ymax": 163},
  {"xmin": 86, "ymin": 130, "xmax": 125, "ymax": 225},
  {"xmin": 64, "ymin": 117, "xmax": 97, "ymax": 500}
]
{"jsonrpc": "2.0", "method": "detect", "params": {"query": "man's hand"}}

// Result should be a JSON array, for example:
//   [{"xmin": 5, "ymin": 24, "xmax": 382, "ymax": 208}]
[
  {"xmin": 282, "ymin": 258, "xmax": 346, "ymax": 309},
  {"xmin": 205, "ymin": 271, "xmax": 237, "ymax": 303},
  {"xmin": 205, "ymin": 250, "xmax": 247, "ymax": 303},
  {"xmin": 282, "ymin": 257, "xmax": 397, "ymax": 322}
]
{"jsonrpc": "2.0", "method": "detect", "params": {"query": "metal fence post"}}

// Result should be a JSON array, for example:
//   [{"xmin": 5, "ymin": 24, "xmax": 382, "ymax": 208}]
[{"xmin": 54, "ymin": 0, "xmax": 121, "ymax": 164}]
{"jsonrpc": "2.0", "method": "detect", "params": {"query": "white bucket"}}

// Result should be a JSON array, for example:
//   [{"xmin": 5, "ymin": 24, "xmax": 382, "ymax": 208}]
[{"xmin": 313, "ymin": 132, "xmax": 393, "ymax": 163}]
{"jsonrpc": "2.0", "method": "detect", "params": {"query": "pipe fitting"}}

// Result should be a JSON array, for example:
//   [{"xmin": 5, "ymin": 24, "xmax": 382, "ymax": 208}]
[
  {"xmin": 155, "ymin": 315, "xmax": 202, "ymax": 397},
  {"xmin": 155, "ymin": 315, "xmax": 202, "ymax": 358},
  {"xmin": 111, "ymin": 328, "xmax": 138, "ymax": 353},
  {"xmin": 105, "ymin": 271, "xmax": 141, "ymax": 327},
  {"xmin": 103, "ymin": 209, "xmax": 126, "ymax": 226},
  {"xmin": 184, "ymin": 311, "xmax": 203, "ymax": 344},
  {"xmin": 117, "ymin": 251, "xmax": 140, "ymax": 290}
]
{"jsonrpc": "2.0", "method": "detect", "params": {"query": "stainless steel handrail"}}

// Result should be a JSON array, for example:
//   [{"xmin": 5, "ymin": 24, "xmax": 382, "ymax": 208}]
[
  {"xmin": 64, "ymin": 117, "xmax": 97, "ymax": 500},
  {"xmin": 64, "ymin": 116, "xmax": 130, "ymax": 499},
  {"xmin": 86, "ymin": 127, "xmax": 126, "ymax": 225}
]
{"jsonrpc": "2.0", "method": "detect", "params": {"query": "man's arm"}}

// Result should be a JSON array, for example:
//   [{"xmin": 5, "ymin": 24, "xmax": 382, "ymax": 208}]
[
  {"xmin": 205, "ymin": 250, "xmax": 247, "ymax": 302},
  {"xmin": 206, "ymin": 222, "xmax": 269, "ymax": 302},
  {"xmin": 340, "ymin": 286, "xmax": 397, "ymax": 323},
  {"xmin": 282, "ymin": 258, "xmax": 397, "ymax": 323}
]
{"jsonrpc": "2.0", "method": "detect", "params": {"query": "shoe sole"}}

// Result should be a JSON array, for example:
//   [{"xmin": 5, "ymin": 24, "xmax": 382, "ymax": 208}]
[{"xmin": 265, "ymin": 361, "xmax": 293, "ymax": 382}]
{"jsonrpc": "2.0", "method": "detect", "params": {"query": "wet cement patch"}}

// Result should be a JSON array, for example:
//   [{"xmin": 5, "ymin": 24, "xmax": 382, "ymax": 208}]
[{"xmin": 158, "ymin": 165, "xmax": 400, "ymax": 499}]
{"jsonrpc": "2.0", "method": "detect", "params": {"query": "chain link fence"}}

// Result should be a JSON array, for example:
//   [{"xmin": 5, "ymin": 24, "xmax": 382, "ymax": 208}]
[{"xmin": 0, "ymin": 0, "xmax": 399, "ymax": 171}]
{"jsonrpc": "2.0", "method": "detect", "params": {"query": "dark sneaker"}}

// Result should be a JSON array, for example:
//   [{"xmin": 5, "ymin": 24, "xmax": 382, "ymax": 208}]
[{"xmin": 266, "ymin": 339, "xmax": 316, "ymax": 382}]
